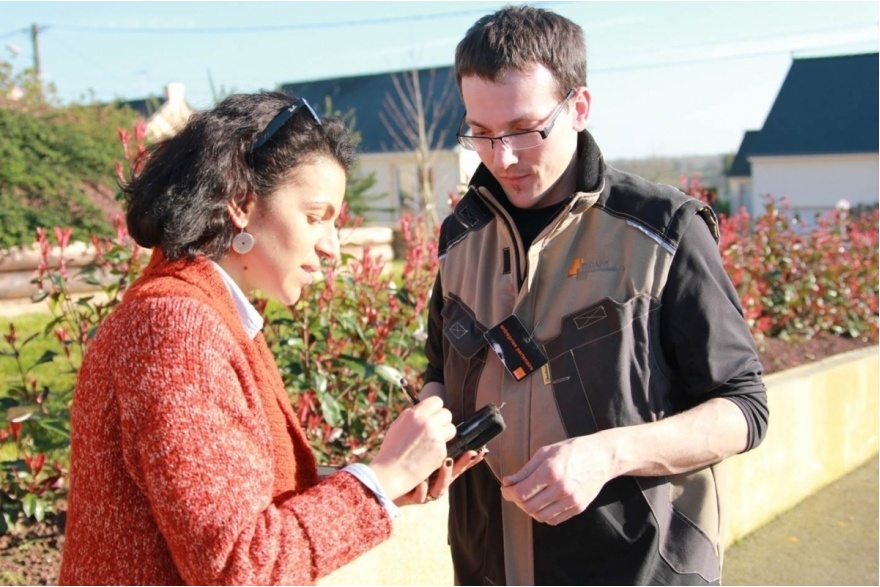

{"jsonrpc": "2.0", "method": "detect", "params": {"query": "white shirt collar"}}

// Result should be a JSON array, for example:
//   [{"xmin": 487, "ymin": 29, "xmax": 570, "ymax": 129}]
[{"xmin": 209, "ymin": 260, "xmax": 264, "ymax": 340}]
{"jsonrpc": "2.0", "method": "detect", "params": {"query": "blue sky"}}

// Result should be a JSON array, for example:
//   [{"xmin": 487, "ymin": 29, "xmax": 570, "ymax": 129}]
[{"xmin": 1, "ymin": 1, "xmax": 877, "ymax": 159}]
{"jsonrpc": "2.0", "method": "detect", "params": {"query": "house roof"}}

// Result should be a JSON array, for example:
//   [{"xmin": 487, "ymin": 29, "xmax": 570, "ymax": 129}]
[
  {"xmin": 727, "ymin": 130, "xmax": 761, "ymax": 177},
  {"xmin": 280, "ymin": 66, "xmax": 465, "ymax": 153},
  {"xmin": 729, "ymin": 53, "xmax": 878, "ymax": 176},
  {"xmin": 118, "ymin": 95, "xmax": 165, "ymax": 119}
]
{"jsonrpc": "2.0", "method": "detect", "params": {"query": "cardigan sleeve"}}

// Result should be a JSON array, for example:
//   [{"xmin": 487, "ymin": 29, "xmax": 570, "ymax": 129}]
[{"xmin": 112, "ymin": 296, "xmax": 391, "ymax": 585}]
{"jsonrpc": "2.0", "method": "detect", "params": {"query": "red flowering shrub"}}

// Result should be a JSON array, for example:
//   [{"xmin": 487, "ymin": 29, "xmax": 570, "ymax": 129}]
[
  {"xmin": 261, "ymin": 206, "xmax": 440, "ymax": 465},
  {"xmin": 684, "ymin": 174, "xmax": 879, "ymax": 344},
  {"xmin": 0, "ymin": 322, "xmax": 67, "ymax": 532},
  {"xmin": 0, "ymin": 220, "xmax": 143, "ymax": 531}
]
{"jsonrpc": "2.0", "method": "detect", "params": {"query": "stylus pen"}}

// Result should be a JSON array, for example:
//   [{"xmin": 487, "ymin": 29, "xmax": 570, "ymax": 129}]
[{"xmin": 399, "ymin": 377, "xmax": 421, "ymax": 405}]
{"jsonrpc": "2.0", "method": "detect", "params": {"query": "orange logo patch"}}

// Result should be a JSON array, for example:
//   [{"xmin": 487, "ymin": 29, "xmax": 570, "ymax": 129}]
[{"xmin": 567, "ymin": 258, "xmax": 583, "ymax": 277}]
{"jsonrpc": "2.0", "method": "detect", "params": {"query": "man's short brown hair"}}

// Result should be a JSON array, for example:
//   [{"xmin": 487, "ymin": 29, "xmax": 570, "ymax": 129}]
[{"xmin": 454, "ymin": 5, "xmax": 587, "ymax": 100}]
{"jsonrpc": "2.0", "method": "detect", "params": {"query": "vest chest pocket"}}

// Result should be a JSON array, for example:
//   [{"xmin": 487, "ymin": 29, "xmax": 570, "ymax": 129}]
[
  {"xmin": 441, "ymin": 295, "xmax": 490, "ymax": 359},
  {"xmin": 542, "ymin": 294, "xmax": 666, "ymax": 433}
]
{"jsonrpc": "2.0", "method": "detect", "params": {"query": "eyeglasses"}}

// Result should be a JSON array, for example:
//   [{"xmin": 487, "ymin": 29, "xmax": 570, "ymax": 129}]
[
  {"xmin": 249, "ymin": 97, "xmax": 321, "ymax": 155},
  {"xmin": 457, "ymin": 89, "xmax": 575, "ymax": 153}
]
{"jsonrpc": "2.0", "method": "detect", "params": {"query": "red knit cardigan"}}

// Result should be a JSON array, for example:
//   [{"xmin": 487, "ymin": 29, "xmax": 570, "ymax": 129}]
[{"xmin": 59, "ymin": 250, "xmax": 391, "ymax": 585}]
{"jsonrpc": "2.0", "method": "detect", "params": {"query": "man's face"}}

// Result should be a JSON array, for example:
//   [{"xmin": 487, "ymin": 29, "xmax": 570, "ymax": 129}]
[{"xmin": 460, "ymin": 64, "xmax": 589, "ymax": 209}]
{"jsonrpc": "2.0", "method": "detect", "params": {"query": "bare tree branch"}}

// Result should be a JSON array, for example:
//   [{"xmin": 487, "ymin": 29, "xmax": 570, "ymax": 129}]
[{"xmin": 379, "ymin": 67, "xmax": 459, "ymax": 228}]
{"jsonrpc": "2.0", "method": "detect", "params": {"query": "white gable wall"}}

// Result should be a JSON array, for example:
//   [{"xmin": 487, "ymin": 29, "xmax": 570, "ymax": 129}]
[
  {"xmin": 356, "ymin": 149, "xmax": 473, "ymax": 224},
  {"xmin": 144, "ymin": 83, "xmax": 194, "ymax": 142},
  {"xmin": 750, "ymin": 153, "xmax": 879, "ymax": 217},
  {"xmin": 727, "ymin": 177, "xmax": 754, "ymax": 216}
]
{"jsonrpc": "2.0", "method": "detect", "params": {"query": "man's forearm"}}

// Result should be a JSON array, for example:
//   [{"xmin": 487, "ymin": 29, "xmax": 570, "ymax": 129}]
[{"xmin": 604, "ymin": 397, "xmax": 749, "ymax": 478}]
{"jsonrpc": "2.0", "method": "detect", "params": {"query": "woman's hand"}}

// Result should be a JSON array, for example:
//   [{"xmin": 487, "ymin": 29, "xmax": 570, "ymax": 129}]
[
  {"xmin": 368, "ymin": 396, "xmax": 456, "ymax": 501},
  {"xmin": 393, "ymin": 448, "xmax": 486, "ymax": 506}
]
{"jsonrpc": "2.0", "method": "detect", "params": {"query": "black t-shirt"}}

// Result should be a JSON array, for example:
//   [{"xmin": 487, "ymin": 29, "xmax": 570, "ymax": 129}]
[{"xmin": 495, "ymin": 190, "xmax": 571, "ymax": 251}]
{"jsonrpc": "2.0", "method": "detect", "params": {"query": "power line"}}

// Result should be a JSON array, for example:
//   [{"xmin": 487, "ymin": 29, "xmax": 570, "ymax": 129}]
[
  {"xmin": 0, "ymin": 27, "xmax": 29, "ymax": 41},
  {"xmin": 57, "ymin": 36, "xmax": 877, "ymax": 105},
  {"xmin": 39, "ymin": 4, "xmax": 560, "ymax": 35},
  {"xmin": 602, "ymin": 21, "xmax": 878, "ymax": 59},
  {"xmin": 592, "ymin": 40, "xmax": 877, "ymax": 76}
]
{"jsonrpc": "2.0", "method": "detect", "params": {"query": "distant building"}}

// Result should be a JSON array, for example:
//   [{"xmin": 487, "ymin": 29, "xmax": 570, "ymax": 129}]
[
  {"xmin": 281, "ymin": 66, "xmax": 473, "ymax": 224},
  {"xmin": 727, "ymin": 53, "xmax": 879, "ymax": 218},
  {"xmin": 120, "ymin": 82, "xmax": 195, "ymax": 143}
]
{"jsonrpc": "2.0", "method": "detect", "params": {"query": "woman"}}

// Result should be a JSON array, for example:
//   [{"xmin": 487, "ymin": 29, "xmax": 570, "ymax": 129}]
[{"xmin": 59, "ymin": 91, "xmax": 474, "ymax": 585}]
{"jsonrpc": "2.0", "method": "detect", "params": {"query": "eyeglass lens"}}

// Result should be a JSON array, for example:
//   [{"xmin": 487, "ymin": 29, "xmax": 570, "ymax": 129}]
[{"xmin": 458, "ymin": 90, "xmax": 574, "ymax": 152}]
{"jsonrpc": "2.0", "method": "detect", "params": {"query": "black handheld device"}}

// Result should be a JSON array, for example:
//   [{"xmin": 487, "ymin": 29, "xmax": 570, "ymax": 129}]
[
  {"xmin": 446, "ymin": 403, "xmax": 506, "ymax": 460},
  {"xmin": 397, "ymin": 379, "xmax": 506, "ymax": 460}
]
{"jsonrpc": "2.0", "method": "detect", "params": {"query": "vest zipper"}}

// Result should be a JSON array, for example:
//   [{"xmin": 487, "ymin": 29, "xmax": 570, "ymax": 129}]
[{"xmin": 477, "ymin": 190, "xmax": 527, "ymax": 290}]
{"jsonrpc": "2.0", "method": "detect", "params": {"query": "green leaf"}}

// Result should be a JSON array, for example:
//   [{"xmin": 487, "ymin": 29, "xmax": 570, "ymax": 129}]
[
  {"xmin": 335, "ymin": 355, "xmax": 372, "ymax": 378},
  {"xmin": 0, "ymin": 444, "xmax": 20, "ymax": 463},
  {"xmin": 320, "ymin": 394, "xmax": 342, "ymax": 428},
  {"xmin": 30, "ymin": 290, "xmax": 49, "ymax": 303},
  {"xmin": 37, "ymin": 419, "xmax": 70, "ymax": 439},
  {"xmin": 6, "ymin": 406, "xmax": 34, "ymax": 424},
  {"xmin": 29, "ymin": 349, "xmax": 58, "ymax": 369},
  {"xmin": 32, "ymin": 497, "xmax": 46, "ymax": 523},
  {"xmin": 21, "ymin": 494, "xmax": 36, "ymax": 519},
  {"xmin": 312, "ymin": 372, "xmax": 328, "ymax": 394},
  {"xmin": 43, "ymin": 316, "xmax": 63, "ymax": 336},
  {"xmin": 374, "ymin": 364, "xmax": 403, "ymax": 385}
]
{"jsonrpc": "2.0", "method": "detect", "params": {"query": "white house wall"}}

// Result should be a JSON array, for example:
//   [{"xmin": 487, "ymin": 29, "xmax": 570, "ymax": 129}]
[
  {"xmin": 459, "ymin": 149, "xmax": 482, "ymax": 193},
  {"xmin": 727, "ymin": 177, "xmax": 754, "ymax": 217},
  {"xmin": 750, "ymin": 153, "xmax": 879, "ymax": 217},
  {"xmin": 356, "ymin": 150, "xmax": 469, "ymax": 225}
]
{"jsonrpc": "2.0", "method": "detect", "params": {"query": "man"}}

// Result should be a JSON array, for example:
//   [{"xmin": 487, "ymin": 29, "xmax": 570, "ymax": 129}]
[{"xmin": 420, "ymin": 5, "xmax": 769, "ymax": 586}]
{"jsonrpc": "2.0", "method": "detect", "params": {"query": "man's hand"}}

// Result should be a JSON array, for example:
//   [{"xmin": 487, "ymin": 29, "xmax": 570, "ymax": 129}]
[
  {"xmin": 499, "ymin": 397, "xmax": 751, "ymax": 525},
  {"xmin": 500, "ymin": 435, "xmax": 613, "ymax": 525}
]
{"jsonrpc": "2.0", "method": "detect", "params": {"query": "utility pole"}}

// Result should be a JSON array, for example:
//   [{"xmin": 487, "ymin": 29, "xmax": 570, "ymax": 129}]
[{"xmin": 31, "ymin": 23, "xmax": 42, "ymax": 85}]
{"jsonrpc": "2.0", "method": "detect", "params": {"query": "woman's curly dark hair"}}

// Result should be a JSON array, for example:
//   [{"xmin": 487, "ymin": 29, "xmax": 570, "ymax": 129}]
[{"xmin": 122, "ymin": 90, "xmax": 356, "ymax": 260}]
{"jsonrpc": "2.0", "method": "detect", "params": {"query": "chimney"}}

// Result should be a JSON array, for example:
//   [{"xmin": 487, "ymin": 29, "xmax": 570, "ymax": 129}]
[{"xmin": 165, "ymin": 82, "xmax": 185, "ymax": 105}]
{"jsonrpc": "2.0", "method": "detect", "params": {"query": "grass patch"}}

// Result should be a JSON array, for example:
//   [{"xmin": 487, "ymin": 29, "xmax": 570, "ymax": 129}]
[{"xmin": 1, "ymin": 313, "xmax": 78, "ymax": 400}]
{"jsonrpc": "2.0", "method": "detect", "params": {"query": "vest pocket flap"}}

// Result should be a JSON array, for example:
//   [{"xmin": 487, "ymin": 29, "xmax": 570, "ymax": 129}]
[
  {"xmin": 442, "ymin": 295, "xmax": 489, "ymax": 359},
  {"xmin": 543, "ymin": 294, "xmax": 658, "ymax": 361}
]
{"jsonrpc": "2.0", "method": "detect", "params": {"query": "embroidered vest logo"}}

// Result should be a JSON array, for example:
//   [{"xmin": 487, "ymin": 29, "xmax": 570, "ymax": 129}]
[{"xmin": 567, "ymin": 257, "xmax": 622, "ymax": 278}]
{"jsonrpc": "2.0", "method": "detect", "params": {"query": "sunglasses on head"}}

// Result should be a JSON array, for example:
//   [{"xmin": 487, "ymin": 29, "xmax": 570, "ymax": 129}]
[{"xmin": 249, "ymin": 97, "xmax": 321, "ymax": 156}]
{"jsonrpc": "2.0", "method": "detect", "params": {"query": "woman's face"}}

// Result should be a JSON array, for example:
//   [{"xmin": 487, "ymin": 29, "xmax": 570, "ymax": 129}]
[{"xmin": 230, "ymin": 156, "xmax": 346, "ymax": 305}]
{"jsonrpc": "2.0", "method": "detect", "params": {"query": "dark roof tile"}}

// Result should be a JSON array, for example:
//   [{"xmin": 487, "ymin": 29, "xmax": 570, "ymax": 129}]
[
  {"xmin": 751, "ymin": 53, "xmax": 878, "ymax": 156},
  {"xmin": 280, "ymin": 66, "xmax": 464, "ymax": 153},
  {"xmin": 728, "ymin": 130, "xmax": 761, "ymax": 177}
]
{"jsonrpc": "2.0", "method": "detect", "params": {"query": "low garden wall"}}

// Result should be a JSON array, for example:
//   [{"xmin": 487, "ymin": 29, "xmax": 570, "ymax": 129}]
[
  {"xmin": 722, "ymin": 345, "xmax": 879, "ymax": 546},
  {"xmin": 0, "ymin": 241, "xmax": 101, "ymax": 300},
  {"xmin": 318, "ymin": 345, "xmax": 880, "ymax": 586},
  {"xmin": 0, "ymin": 226, "xmax": 395, "ymax": 305}
]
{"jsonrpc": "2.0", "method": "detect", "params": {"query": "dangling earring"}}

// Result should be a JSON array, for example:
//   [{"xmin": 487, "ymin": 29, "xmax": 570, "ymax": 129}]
[{"xmin": 232, "ymin": 226, "xmax": 255, "ymax": 254}]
